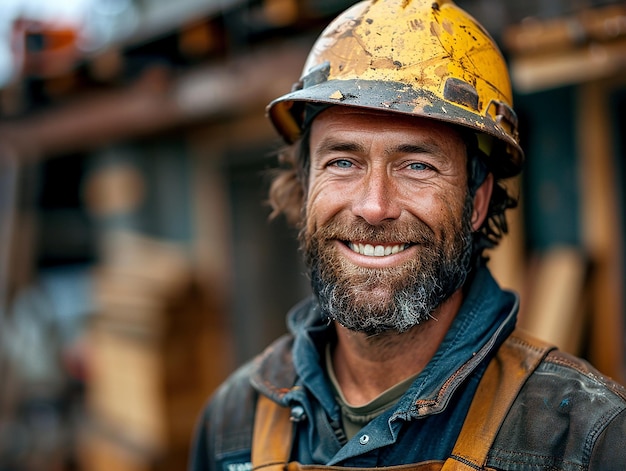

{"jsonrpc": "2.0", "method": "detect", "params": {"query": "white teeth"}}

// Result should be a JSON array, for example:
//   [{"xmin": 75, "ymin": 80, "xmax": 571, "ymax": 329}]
[{"xmin": 349, "ymin": 243, "xmax": 407, "ymax": 257}]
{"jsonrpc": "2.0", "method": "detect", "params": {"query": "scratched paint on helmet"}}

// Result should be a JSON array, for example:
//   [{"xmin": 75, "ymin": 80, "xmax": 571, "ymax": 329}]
[
  {"xmin": 267, "ymin": 0, "xmax": 523, "ymax": 177},
  {"xmin": 302, "ymin": 0, "xmax": 511, "ymax": 113}
]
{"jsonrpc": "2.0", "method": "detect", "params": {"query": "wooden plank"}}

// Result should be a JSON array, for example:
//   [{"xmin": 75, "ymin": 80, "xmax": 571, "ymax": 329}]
[
  {"xmin": 503, "ymin": 4, "xmax": 626, "ymax": 56},
  {"xmin": 577, "ymin": 79, "xmax": 626, "ymax": 383},
  {"xmin": 87, "ymin": 311, "xmax": 168, "ymax": 451},
  {"xmin": 517, "ymin": 247, "xmax": 587, "ymax": 355},
  {"xmin": 86, "ymin": 229, "xmax": 236, "ymax": 460},
  {"xmin": 510, "ymin": 37, "xmax": 626, "ymax": 93},
  {"xmin": 78, "ymin": 425, "xmax": 159, "ymax": 471}
]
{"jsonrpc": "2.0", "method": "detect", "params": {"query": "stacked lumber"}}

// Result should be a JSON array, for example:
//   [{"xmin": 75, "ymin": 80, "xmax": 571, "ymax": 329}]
[{"xmin": 79, "ymin": 232, "xmax": 234, "ymax": 471}]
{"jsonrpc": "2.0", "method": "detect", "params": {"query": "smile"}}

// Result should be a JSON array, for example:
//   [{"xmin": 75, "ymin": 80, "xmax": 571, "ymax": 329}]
[{"xmin": 347, "ymin": 242, "xmax": 409, "ymax": 257}]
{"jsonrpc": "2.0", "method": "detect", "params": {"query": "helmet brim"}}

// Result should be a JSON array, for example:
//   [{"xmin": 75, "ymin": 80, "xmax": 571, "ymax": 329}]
[{"xmin": 267, "ymin": 79, "xmax": 523, "ymax": 178}]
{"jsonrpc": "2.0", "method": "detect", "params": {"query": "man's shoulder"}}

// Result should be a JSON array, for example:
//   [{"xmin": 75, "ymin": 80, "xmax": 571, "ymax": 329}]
[
  {"xmin": 199, "ymin": 359, "xmax": 258, "ymax": 451},
  {"xmin": 502, "ymin": 330, "xmax": 626, "ymax": 406},
  {"xmin": 191, "ymin": 333, "xmax": 298, "ymax": 471},
  {"xmin": 527, "ymin": 348, "xmax": 626, "ymax": 417},
  {"xmin": 539, "ymin": 349, "xmax": 626, "ymax": 400},
  {"xmin": 208, "ymin": 332, "xmax": 298, "ymax": 415},
  {"xmin": 190, "ymin": 359, "xmax": 258, "ymax": 471},
  {"xmin": 206, "ymin": 332, "xmax": 299, "ymax": 424},
  {"xmin": 490, "ymin": 344, "xmax": 626, "ymax": 470}
]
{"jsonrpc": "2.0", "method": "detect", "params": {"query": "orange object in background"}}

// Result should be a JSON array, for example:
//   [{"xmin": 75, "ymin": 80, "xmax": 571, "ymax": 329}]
[{"xmin": 11, "ymin": 18, "xmax": 82, "ymax": 79}]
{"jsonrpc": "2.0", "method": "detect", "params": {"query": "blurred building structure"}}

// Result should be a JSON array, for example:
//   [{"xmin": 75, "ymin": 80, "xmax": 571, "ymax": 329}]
[{"xmin": 0, "ymin": 0, "xmax": 624, "ymax": 470}]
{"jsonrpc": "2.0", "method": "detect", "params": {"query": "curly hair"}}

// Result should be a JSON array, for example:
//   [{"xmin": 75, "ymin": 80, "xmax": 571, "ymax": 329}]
[{"xmin": 268, "ymin": 125, "xmax": 518, "ymax": 263}]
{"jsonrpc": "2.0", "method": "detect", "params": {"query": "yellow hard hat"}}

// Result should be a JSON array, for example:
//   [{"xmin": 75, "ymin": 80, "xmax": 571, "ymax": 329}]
[{"xmin": 267, "ymin": 0, "xmax": 523, "ymax": 178}]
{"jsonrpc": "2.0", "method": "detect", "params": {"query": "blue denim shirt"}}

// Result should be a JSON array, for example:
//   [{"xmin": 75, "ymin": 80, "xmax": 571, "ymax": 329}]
[{"xmin": 273, "ymin": 266, "xmax": 517, "ymax": 465}]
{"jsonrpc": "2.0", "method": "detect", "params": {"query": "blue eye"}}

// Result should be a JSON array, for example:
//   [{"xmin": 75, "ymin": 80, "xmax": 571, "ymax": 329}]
[
  {"xmin": 409, "ymin": 162, "xmax": 430, "ymax": 171},
  {"xmin": 333, "ymin": 160, "xmax": 353, "ymax": 168}
]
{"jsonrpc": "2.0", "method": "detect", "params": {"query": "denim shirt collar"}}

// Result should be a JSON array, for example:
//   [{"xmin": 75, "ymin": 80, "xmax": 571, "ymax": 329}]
[
  {"xmin": 249, "ymin": 266, "xmax": 518, "ymax": 464},
  {"xmin": 398, "ymin": 265, "xmax": 518, "ymax": 418},
  {"xmin": 252, "ymin": 265, "xmax": 517, "ymax": 422},
  {"xmin": 282, "ymin": 265, "xmax": 518, "ymax": 417}
]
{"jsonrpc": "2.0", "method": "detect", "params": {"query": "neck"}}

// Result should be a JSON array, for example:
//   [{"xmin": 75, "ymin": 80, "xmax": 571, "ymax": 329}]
[{"xmin": 331, "ymin": 289, "xmax": 463, "ymax": 406}]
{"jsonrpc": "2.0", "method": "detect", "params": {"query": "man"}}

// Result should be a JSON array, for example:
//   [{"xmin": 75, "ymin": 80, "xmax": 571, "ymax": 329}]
[{"xmin": 191, "ymin": 1, "xmax": 626, "ymax": 470}]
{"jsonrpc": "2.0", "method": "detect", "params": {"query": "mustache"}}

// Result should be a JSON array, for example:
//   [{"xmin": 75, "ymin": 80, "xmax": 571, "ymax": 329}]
[{"xmin": 305, "ymin": 214, "xmax": 436, "ymax": 246}]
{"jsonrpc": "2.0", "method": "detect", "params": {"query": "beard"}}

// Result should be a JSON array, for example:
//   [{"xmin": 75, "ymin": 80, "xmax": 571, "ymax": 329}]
[{"xmin": 300, "ymin": 194, "xmax": 475, "ymax": 336}]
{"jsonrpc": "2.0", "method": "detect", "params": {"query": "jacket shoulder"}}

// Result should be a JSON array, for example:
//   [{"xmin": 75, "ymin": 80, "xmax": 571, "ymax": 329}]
[
  {"xmin": 189, "ymin": 333, "xmax": 297, "ymax": 471},
  {"xmin": 489, "ymin": 347, "xmax": 626, "ymax": 471},
  {"xmin": 189, "ymin": 360, "xmax": 258, "ymax": 471}
]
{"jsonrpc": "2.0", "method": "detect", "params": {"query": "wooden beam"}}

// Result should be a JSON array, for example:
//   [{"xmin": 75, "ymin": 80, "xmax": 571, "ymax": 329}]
[
  {"xmin": 577, "ymin": 78, "xmax": 626, "ymax": 383},
  {"xmin": 504, "ymin": 4, "xmax": 626, "ymax": 93},
  {"xmin": 0, "ymin": 42, "xmax": 307, "ymax": 160},
  {"xmin": 518, "ymin": 247, "xmax": 588, "ymax": 355},
  {"xmin": 503, "ymin": 4, "xmax": 626, "ymax": 56},
  {"xmin": 510, "ymin": 36, "xmax": 626, "ymax": 93}
]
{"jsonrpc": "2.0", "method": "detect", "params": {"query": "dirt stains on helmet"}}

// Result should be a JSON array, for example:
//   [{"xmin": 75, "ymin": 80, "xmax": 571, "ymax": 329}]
[{"xmin": 409, "ymin": 19, "xmax": 425, "ymax": 31}]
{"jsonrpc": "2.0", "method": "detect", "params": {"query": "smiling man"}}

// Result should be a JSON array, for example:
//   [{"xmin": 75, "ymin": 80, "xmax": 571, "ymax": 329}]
[
  {"xmin": 190, "ymin": 1, "xmax": 626, "ymax": 470},
  {"xmin": 304, "ymin": 109, "xmax": 482, "ymax": 339}
]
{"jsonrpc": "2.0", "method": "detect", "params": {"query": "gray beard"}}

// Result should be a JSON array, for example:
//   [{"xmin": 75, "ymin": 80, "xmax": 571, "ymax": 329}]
[{"xmin": 302, "ymin": 195, "xmax": 475, "ymax": 336}]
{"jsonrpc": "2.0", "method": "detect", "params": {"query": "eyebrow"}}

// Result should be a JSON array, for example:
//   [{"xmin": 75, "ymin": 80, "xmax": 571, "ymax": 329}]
[
  {"xmin": 314, "ymin": 139, "xmax": 364, "ymax": 156},
  {"xmin": 392, "ymin": 143, "xmax": 443, "ymax": 156},
  {"xmin": 314, "ymin": 138, "xmax": 445, "ymax": 158}
]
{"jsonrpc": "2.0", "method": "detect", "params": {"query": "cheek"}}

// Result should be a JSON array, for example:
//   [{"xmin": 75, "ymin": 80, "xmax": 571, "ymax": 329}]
[
  {"xmin": 438, "ymin": 190, "xmax": 467, "ymax": 218},
  {"xmin": 412, "ymin": 188, "xmax": 468, "ymax": 234},
  {"xmin": 305, "ymin": 179, "xmax": 345, "ymax": 231}
]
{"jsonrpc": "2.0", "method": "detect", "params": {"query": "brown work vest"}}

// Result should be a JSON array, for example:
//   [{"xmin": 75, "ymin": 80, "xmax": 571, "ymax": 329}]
[{"xmin": 251, "ymin": 330, "xmax": 553, "ymax": 471}]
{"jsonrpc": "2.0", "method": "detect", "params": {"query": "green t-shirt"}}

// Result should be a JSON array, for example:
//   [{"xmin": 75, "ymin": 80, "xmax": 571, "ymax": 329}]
[{"xmin": 325, "ymin": 344, "xmax": 420, "ymax": 440}]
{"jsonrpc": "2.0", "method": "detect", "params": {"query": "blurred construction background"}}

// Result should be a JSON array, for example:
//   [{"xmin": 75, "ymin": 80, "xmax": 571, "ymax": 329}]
[{"xmin": 0, "ymin": 0, "xmax": 625, "ymax": 470}]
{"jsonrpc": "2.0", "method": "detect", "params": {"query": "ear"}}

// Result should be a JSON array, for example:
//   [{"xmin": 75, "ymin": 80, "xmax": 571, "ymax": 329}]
[{"xmin": 471, "ymin": 173, "xmax": 494, "ymax": 231}]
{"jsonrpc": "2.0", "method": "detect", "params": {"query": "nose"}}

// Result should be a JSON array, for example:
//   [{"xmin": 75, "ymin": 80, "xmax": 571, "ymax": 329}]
[{"xmin": 351, "ymin": 169, "xmax": 402, "ymax": 225}]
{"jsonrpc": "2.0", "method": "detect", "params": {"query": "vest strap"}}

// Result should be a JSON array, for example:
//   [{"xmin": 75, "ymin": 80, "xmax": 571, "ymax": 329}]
[
  {"xmin": 443, "ymin": 330, "xmax": 554, "ymax": 470},
  {"xmin": 252, "ymin": 329, "xmax": 554, "ymax": 471},
  {"xmin": 252, "ymin": 393, "xmax": 294, "ymax": 471}
]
